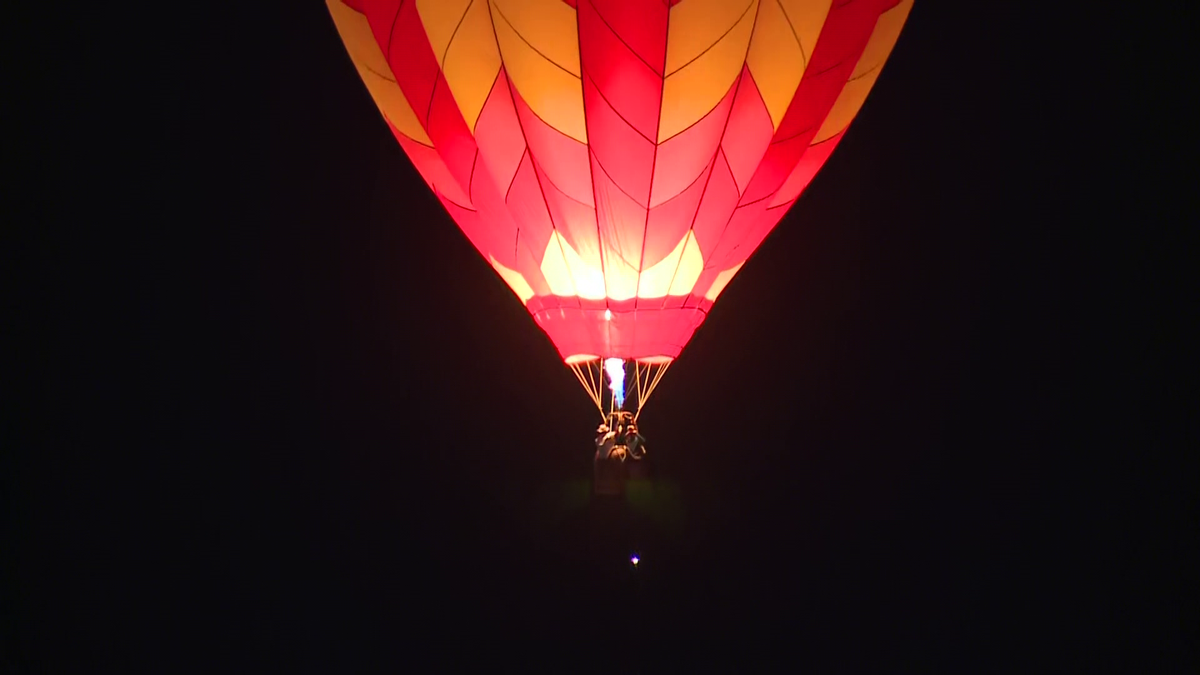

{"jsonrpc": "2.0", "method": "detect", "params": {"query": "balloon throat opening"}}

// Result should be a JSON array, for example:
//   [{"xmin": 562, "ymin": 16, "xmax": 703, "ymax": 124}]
[{"xmin": 567, "ymin": 358, "xmax": 673, "ymax": 422}]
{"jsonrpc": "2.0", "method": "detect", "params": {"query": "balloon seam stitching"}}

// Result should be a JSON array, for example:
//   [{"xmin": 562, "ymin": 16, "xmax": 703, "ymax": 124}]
[
  {"xmin": 490, "ymin": 1, "xmax": 579, "ymax": 78},
  {"xmin": 423, "ymin": 1, "xmax": 476, "ymax": 129},
  {"xmin": 773, "ymin": 0, "xmax": 810, "ymax": 69},
  {"xmin": 633, "ymin": 2, "xmax": 672, "ymax": 318},
  {"xmin": 660, "ymin": 2, "xmax": 764, "ymax": 311},
  {"xmin": 582, "ymin": 0, "xmax": 663, "ymax": 76},
  {"xmin": 664, "ymin": 0, "xmax": 757, "ymax": 78},
  {"xmin": 582, "ymin": 69, "xmax": 654, "ymax": 146},
  {"xmin": 486, "ymin": 0, "xmax": 585, "ymax": 302}
]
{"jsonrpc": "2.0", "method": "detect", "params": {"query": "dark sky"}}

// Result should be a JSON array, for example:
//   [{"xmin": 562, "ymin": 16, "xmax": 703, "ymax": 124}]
[{"xmin": 13, "ymin": 2, "xmax": 1188, "ymax": 673}]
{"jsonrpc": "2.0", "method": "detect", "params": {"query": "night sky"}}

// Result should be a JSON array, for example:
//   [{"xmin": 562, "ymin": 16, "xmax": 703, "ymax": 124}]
[{"xmin": 13, "ymin": 2, "xmax": 1188, "ymax": 673}]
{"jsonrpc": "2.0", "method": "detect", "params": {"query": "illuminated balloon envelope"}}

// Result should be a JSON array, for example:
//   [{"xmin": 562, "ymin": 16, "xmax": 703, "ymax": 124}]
[{"xmin": 325, "ymin": 0, "xmax": 913, "ymax": 417}]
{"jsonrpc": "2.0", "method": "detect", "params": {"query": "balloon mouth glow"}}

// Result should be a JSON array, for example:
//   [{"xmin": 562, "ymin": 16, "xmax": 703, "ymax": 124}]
[{"xmin": 604, "ymin": 357, "xmax": 626, "ymax": 408}]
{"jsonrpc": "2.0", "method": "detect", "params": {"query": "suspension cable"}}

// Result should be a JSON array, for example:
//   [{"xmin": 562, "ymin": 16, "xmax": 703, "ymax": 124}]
[
  {"xmin": 569, "ymin": 362, "xmax": 603, "ymax": 417},
  {"xmin": 634, "ymin": 361, "xmax": 645, "ymax": 410},
  {"xmin": 634, "ymin": 360, "xmax": 672, "ymax": 422},
  {"xmin": 570, "ymin": 358, "xmax": 674, "ymax": 423}
]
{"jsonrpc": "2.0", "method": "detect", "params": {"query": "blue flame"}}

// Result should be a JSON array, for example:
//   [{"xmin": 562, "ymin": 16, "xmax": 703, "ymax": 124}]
[{"xmin": 604, "ymin": 357, "xmax": 626, "ymax": 408}]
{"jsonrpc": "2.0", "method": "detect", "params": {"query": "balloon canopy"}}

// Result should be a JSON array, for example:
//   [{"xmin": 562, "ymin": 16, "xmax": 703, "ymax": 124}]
[{"xmin": 326, "ymin": 0, "xmax": 912, "ymax": 411}]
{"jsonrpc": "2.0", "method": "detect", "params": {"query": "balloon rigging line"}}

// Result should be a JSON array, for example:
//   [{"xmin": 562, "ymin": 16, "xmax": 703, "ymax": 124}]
[
  {"xmin": 635, "ymin": 361, "xmax": 671, "ymax": 422},
  {"xmin": 569, "ymin": 362, "xmax": 603, "ymax": 417},
  {"xmin": 568, "ymin": 359, "xmax": 670, "ymax": 422}
]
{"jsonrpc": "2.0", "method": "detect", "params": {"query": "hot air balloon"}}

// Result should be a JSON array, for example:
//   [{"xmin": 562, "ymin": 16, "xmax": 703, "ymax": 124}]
[{"xmin": 325, "ymin": 0, "xmax": 913, "ymax": 421}]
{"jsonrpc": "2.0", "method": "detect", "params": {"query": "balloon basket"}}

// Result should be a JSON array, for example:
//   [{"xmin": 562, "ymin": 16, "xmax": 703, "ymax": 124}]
[
  {"xmin": 593, "ymin": 451, "xmax": 627, "ymax": 497},
  {"xmin": 592, "ymin": 447, "xmax": 648, "ymax": 497}
]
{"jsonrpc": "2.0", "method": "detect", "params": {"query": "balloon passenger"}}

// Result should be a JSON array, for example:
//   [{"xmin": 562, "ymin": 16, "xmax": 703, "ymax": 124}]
[
  {"xmin": 624, "ymin": 421, "xmax": 646, "ymax": 459},
  {"xmin": 596, "ymin": 423, "xmax": 619, "ymax": 461}
]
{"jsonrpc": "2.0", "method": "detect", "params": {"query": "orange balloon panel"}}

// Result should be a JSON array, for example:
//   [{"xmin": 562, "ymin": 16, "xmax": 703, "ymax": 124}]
[{"xmin": 327, "ymin": 0, "xmax": 913, "ymax": 363}]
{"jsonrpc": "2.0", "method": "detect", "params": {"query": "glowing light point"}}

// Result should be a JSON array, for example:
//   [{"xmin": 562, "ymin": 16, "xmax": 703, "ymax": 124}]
[
  {"xmin": 604, "ymin": 357, "xmax": 626, "ymax": 408},
  {"xmin": 604, "ymin": 308, "xmax": 612, "ymax": 321},
  {"xmin": 630, "ymin": 555, "xmax": 639, "ymax": 566}
]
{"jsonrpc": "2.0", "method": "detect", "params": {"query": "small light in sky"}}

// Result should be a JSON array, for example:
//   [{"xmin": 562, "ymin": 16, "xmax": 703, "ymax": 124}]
[{"xmin": 630, "ymin": 555, "xmax": 639, "ymax": 566}]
